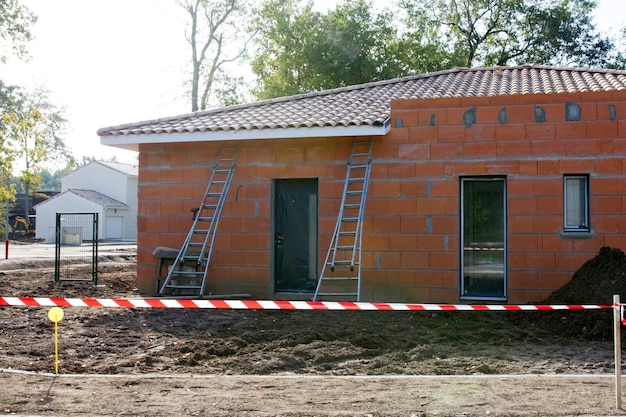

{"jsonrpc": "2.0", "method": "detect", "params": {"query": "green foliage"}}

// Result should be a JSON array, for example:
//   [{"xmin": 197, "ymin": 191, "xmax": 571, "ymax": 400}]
[
  {"xmin": 250, "ymin": 0, "xmax": 625, "ymax": 99},
  {"xmin": 0, "ymin": 0, "xmax": 36, "ymax": 63},
  {"xmin": 317, "ymin": 1, "xmax": 404, "ymax": 85},
  {"xmin": 606, "ymin": 27, "xmax": 626, "ymax": 70},
  {"xmin": 0, "ymin": 88, "xmax": 72, "ymax": 217},
  {"xmin": 0, "ymin": 80, "xmax": 26, "ymax": 115},
  {"xmin": 395, "ymin": 0, "xmax": 465, "ymax": 73},
  {"xmin": 400, "ymin": 0, "xmax": 617, "ymax": 68},
  {"xmin": 0, "ymin": 122, "xmax": 16, "ymax": 202},
  {"xmin": 36, "ymin": 169, "xmax": 59, "ymax": 191},
  {"xmin": 250, "ymin": 0, "xmax": 322, "ymax": 98},
  {"xmin": 251, "ymin": 0, "xmax": 404, "ymax": 99},
  {"xmin": 214, "ymin": 73, "xmax": 250, "ymax": 107}
]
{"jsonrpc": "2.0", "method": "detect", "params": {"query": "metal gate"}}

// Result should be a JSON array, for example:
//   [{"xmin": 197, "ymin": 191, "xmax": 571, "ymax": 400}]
[{"xmin": 54, "ymin": 212, "xmax": 98, "ymax": 283}]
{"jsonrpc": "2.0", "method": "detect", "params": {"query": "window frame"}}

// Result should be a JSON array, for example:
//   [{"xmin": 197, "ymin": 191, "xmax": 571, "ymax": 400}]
[
  {"xmin": 563, "ymin": 175, "xmax": 590, "ymax": 232},
  {"xmin": 460, "ymin": 176, "xmax": 507, "ymax": 301}
]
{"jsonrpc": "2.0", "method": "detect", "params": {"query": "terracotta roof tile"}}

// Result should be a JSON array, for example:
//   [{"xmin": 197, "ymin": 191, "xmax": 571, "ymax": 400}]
[{"xmin": 97, "ymin": 65, "xmax": 626, "ymax": 138}]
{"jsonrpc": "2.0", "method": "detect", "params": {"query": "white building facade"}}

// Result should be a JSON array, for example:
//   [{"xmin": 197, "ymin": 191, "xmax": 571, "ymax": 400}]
[{"xmin": 35, "ymin": 161, "xmax": 138, "ymax": 243}]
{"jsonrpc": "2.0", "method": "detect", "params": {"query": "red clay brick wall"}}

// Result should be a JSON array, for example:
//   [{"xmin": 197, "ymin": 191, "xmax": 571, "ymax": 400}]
[
  {"xmin": 384, "ymin": 90, "xmax": 626, "ymax": 303},
  {"xmin": 136, "ymin": 138, "xmax": 354, "ymax": 297},
  {"xmin": 136, "ymin": 90, "xmax": 626, "ymax": 304}
]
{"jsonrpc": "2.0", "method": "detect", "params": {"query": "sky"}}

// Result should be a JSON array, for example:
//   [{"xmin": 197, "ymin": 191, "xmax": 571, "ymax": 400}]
[{"xmin": 2, "ymin": 0, "xmax": 625, "ymax": 166}]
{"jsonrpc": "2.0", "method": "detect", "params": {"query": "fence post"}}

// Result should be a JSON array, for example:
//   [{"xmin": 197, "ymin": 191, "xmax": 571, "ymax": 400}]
[{"xmin": 614, "ymin": 294, "xmax": 622, "ymax": 410}]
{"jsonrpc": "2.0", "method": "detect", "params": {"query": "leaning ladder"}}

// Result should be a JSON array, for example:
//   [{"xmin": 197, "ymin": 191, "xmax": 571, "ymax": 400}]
[
  {"xmin": 158, "ymin": 143, "xmax": 239, "ymax": 296},
  {"xmin": 314, "ymin": 138, "xmax": 373, "ymax": 301}
]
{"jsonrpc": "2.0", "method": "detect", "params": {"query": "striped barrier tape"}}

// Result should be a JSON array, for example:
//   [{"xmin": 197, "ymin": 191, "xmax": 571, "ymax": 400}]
[
  {"xmin": 463, "ymin": 247, "xmax": 505, "ymax": 251},
  {"xmin": 0, "ymin": 297, "xmax": 613, "ymax": 311}
]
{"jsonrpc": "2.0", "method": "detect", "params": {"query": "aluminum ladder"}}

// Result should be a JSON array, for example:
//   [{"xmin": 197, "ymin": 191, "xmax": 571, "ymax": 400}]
[
  {"xmin": 314, "ymin": 138, "xmax": 373, "ymax": 301},
  {"xmin": 158, "ymin": 143, "xmax": 239, "ymax": 296}
]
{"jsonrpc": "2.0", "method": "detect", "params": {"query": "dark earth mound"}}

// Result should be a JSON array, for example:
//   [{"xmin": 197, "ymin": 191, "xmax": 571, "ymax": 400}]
[{"xmin": 512, "ymin": 247, "xmax": 626, "ymax": 341}]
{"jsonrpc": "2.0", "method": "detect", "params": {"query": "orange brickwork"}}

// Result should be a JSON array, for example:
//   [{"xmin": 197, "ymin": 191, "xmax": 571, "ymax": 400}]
[{"xmin": 135, "ymin": 90, "xmax": 626, "ymax": 304}]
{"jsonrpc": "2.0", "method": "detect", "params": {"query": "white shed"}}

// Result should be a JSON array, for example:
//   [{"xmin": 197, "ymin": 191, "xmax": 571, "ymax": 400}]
[{"xmin": 34, "ymin": 161, "xmax": 138, "ymax": 243}]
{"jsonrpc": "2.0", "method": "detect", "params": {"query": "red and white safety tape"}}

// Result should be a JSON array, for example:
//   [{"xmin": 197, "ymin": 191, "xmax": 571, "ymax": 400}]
[
  {"xmin": 0, "ymin": 297, "xmax": 613, "ymax": 311},
  {"xmin": 463, "ymin": 247, "xmax": 505, "ymax": 251}
]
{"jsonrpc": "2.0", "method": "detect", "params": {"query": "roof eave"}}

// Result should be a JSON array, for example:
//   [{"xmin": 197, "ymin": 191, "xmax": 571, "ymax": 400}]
[{"xmin": 100, "ymin": 124, "xmax": 391, "ymax": 152}]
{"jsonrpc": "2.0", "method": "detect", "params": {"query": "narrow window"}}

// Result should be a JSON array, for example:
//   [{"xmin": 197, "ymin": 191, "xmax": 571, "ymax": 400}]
[
  {"xmin": 461, "ymin": 177, "xmax": 506, "ymax": 300},
  {"xmin": 564, "ymin": 175, "xmax": 589, "ymax": 231}
]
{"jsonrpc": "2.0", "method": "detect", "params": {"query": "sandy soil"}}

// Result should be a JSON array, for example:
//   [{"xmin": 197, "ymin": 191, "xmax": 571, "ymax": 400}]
[{"xmin": 1, "ymin": 250, "xmax": 625, "ymax": 416}]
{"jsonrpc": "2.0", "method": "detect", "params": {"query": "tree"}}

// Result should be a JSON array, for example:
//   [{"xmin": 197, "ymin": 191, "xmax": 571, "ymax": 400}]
[
  {"xmin": 250, "ymin": 0, "xmax": 323, "ymax": 99},
  {"xmin": 36, "ymin": 168, "xmax": 59, "ymax": 191},
  {"xmin": 0, "ymin": 114, "xmax": 16, "ymax": 203},
  {"xmin": 606, "ymin": 26, "xmax": 626, "ymax": 69},
  {"xmin": 316, "ymin": 0, "xmax": 403, "ymax": 87},
  {"xmin": 0, "ymin": 88, "xmax": 71, "ymax": 219},
  {"xmin": 0, "ymin": 0, "xmax": 36, "ymax": 63},
  {"xmin": 400, "ymin": 0, "xmax": 616, "ymax": 68},
  {"xmin": 251, "ymin": 0, "xmax": 403, "ymax": 100},
  {"xmin": 0, "ymin": 83, "xmax": 26, "ymax": 203},
  {"xmin": 178, "ymin": 0, "xmax": 252, "ymax": 111},
  {"xmin": 0, "ymin": 80, "xmax": 26, "ymax": 116}
]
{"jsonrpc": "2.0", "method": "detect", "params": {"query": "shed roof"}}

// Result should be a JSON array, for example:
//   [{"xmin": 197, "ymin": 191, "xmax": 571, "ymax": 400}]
[
  {"xmin": 35, "ymin": 189, "xmax": 128, "ymax": 210},
  {"xmin": 69, "ymin": 189, "xmax": 128, "ymax": 208},
  {"xmin": 96, "ymin": 161, "xmax": 138, "ymax": 177},
  {"xmin": 98, "ymin": 64, "xmax": 626, "ymax": 150}
]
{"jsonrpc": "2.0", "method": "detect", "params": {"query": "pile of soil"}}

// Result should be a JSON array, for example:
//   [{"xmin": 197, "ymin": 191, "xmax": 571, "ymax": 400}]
[
  {"xmin": 547, "ymin": 246, "xmax": 626, "ymax": 305},
  {"xmin": 514, "ymin": 246, "xmax": 626, "ymax": 340}
]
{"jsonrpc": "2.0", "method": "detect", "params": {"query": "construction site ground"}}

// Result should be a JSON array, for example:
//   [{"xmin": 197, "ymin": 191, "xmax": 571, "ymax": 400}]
[{"xmin": 1, "ymin": 243, "xmax": 626, "ymax": 416}]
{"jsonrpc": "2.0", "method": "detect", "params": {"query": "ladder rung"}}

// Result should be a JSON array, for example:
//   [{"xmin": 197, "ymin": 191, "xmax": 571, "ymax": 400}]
[
  {"xmin": 181, "ymin": 252, "xmax": 202, "ymax": 257},
  {"xmin": 320, "ymin": 277, "xmax": 358, "ymax": 281},
  {"xmin": 165, "ymin": 285, "xmax": 203, "ymax": 290},
  {"xmin": 329, "ymin": 260, "xmax": 358, "ymax": 265},
  {"xmin": 316, "ymin": 292, "xmax": 359, "ymax": 297},
  {"xmin": 187, "ymin": 241, "xmax": 206, "ymax": 245},
  {"xmin": 170, "ymin": 270, "xmax": 204, "ymax": 275},
  {"xmin": 181, "ymin": 252, "xmax": 205, "ymax": 257},
  {"xmin": 341, "ymin": 218, "xmax": 358, "ymax": 222}
]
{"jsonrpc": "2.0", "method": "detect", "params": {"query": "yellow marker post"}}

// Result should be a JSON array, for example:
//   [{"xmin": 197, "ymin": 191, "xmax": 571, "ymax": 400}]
[{"xmin": 47, "ymin": 307, "xmax": 64, "ymax": 374}]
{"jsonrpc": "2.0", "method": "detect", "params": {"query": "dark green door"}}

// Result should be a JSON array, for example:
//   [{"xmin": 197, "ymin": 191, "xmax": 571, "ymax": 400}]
[{"xmin": 273, "ymin": 179, "xmax": 318, "ymax": 292}]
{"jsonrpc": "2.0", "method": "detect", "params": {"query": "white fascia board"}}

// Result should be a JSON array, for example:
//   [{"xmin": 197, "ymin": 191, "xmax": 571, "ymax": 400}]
[{"xmin": 100, "ymin": 124, "xmax": 390, "ymax": 151}]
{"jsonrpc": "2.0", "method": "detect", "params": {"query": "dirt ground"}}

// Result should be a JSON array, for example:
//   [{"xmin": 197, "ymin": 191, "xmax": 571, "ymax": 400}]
[{"xmin": 1, "ymin": 246, "xmax": 626, "ymax": 416}]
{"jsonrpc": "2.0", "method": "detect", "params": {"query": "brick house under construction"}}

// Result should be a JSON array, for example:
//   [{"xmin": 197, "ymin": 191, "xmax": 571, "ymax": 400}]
[{"xmin": 98, "ymin": 64, "xmax": 626, "ymax": 304}]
